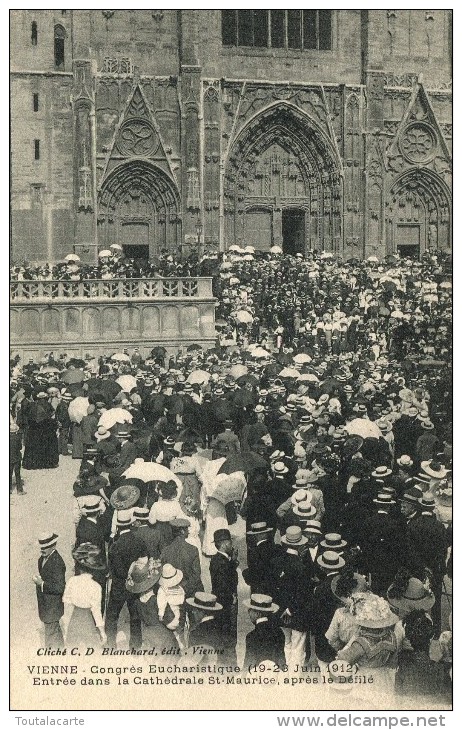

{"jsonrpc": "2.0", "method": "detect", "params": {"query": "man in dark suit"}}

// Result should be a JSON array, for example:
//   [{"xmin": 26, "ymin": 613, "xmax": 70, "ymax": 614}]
[
  {"xmin": 243, "ymin": 594, "xmax": 285, "ymax": 671},
  {"xmin": 311, "ymin": 550, "xmax": 345, "ymax": 670},
  {"xmin": 132, "ymin": 506, "xmax": 164, "ymax": 559},
  {"xmin": 186, "ymin": 592, "xmax": 225, "ymax": 658},
  {"xmin": 407, "ymin": 493, "xmax": 449, "ymax": 634},
  {"xmin": 33, "ymin": 532, "xmax": 66, "ymax": 647},
  {"xmin": 160, "ymin": 518, "xmax": 203, "ymax": 598},
  {"xmin": 357, "ymin": 493, "xmax": 406, "ymax": 595},
  {"xmin": 243, "ymin": 522, "xmax": 281, "ymax": 595},
  {"xmin": 74, "ymin": 498, "xmax": 106, "ymax": 554},
  {"xmin": 209, "ymin": 529, "xmax": 238, "ymax": 662},
  {"xmin": 105, "ymin": 513, "xmax": 148, "ymax": 648}
]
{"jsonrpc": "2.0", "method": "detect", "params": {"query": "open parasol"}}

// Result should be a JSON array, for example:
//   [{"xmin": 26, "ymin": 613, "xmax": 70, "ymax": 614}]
[
  {"xmin": 111, "ymin": 352, "xmax": 130, "ymax": 362},
  {"xmin": 228, "ymin": 364, "xmax": 248, "ymax": 379},
  {"xmin": 64, "ymin": 253, "xmax": 80, "ymax": 262},
  {"xmin": 68, "ymin": 396, "xmax": 90, "ymax": 424},
  {"xmin": 293, "ymin": 353, "xmax": 312, "ymax": 364},
  {"xmin": 209, "ymin": 473, "xmax": 247, "ymax": 505},
  {"xmin": 187, "ymin": 369, "xmax": 211, "ymax": 385},
  {"xmin": 98, "ymin": 407, "xmax": 133, "ymax": 430},
  {"xmin": 345, "ymin": 418, "xmax": 382, "ymax": 439},
  {"xmin": 116, "ymin": 374, "xmax": 138, "ymax": 392},
  {"xmin": 98, "ymin": 249, "xmax": 112, "ymax": 257},
  {"xmin": 123, "ymin": 461, "xmax": 182, "ymax": 489},
  {"xmin": 270, "ymin": 245, "xmax": 283, "ymax": 255},
  {"xmin": 235, "ymin": 310, "xmax": 253, "ymax": 324}
]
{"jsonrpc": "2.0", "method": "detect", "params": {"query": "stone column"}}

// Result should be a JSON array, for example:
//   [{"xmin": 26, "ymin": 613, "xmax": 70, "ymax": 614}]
[{"xmin": 72, "ymin": 59, "xmax": 97, "ymax": 262}]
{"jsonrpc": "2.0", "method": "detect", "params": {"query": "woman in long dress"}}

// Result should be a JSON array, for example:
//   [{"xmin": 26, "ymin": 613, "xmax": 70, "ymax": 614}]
[
  {"xmin": 62, "ymin": 546, "xmax": 107, "ymax": 646},
  {"xmin": 23, "ymin": 392, "xmax": 59, "ymax": 469}
]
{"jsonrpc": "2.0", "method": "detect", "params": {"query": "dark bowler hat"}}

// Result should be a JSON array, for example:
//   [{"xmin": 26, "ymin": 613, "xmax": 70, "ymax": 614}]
[
  {"xmin": 213, "ymin": 528, "xmax": 231, "ymax": 544},
  {"xmin": 186, "ymin": 592, "xmax": 223, "ymax": 612}
]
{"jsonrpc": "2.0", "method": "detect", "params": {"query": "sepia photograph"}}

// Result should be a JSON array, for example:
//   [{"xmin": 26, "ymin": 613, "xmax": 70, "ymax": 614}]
[{"xmin": 9, "ymin": 7, "xmax": 452, "ymax": 713}]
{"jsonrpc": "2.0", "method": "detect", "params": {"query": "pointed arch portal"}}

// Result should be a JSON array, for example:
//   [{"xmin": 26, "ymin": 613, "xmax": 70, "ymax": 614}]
[
  {"xmin": 97, "ymin": 161, "xmax": 181, "ymax": 257},
  {"xmin": 386, "ymin": 168, "xmax": 451, "ymax": 258},
  {"xmin": 224, "ymin": 103, "xmax": 342, "ymax": 253}
]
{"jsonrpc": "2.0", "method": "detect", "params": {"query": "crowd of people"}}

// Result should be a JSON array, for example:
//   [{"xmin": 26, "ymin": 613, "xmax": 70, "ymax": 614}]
[{"xmin": 10, "ymin": 246, "xmax": 452, "ymax": 706}]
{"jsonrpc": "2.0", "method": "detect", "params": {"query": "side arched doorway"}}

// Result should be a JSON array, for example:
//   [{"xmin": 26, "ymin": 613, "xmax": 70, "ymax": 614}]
[
  {"xmin": 224, "ymin": 103, "xmax": 341, "ymax": 254},
  {"xmin": 386, "ymin": 169, "xmax": 451, "ymax": 259},
  {"xmin": 98, "ymin": 161, "xmax": 181, "ymax": 258}
]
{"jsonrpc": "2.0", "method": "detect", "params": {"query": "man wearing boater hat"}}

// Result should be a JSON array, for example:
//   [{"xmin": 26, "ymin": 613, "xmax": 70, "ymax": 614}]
[
  {"xmin": 243, "ymin": 594, "xmax": 285, "ymax": 670},
  {"xmin": 105, "ymin": 507, "xmax": 148, "ymax": 648},
  {"xmin": 186, "ymin": 592, "xmax": 224, "ymax": 655},
  {"xmin": 33, "ymin": 532, "xmax": 66, "ymax": 647}
]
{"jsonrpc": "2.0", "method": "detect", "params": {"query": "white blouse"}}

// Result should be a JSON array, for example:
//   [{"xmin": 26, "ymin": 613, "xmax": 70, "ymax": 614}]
[{"xmin": 63, "ymin": 573, "xmax": 104, "ymax": 629}]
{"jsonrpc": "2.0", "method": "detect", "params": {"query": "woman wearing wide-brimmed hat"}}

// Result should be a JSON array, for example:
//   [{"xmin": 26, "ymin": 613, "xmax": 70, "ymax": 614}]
[
  {"xmin": 325, "ymin": 569, "xmax": 370, "ymax": 653},
  {"xmin": 62, "ymin": 544, "xmax": 107, "ymax": 646},
  {"xmin": 335, "ymin": 592, "xmax": 400, "ymax": 694},
  {"xmin": 125, "ymin": 560, "xmax": 179, "ymax": 657},
  {"xmin": 386, "ymin": 568, "xmax": 435, "ymax": 620}
]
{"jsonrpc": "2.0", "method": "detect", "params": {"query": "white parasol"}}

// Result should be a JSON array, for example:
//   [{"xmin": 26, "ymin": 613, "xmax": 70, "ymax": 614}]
[
  {"xmin": 111, "ymin": 352, "xmax": 130, "ymax": 362},
  {"xmin": 345, "ymin": 418, "xmax": 382, "ymax": 439},
  {"xmin": 270, "ymin": 245, "xmax": 283, "ymax": 255},
  {"xmin": 123, "ymin": 460, "xmax": 182, "ymax": 489},
  {"xmin": 116, "ymin": 374, "xmax": 138, "ymax": 392},
  {"xmin": 228, "ymin": 364, "xmax": 249, "ymax": 379},
  {"xmin": 187, "ymin": 369, "xmax": 211, "ymax": 385},
  {"xmin": 279, "ymin": 367, "xmax": 301, "ymax": 379},
  {"xmin": 98, "ymin": 407, "xmax": 133, "ymax": 430},
  {"xmin": 98, "ymin": 249, "xmax": 112, "ymax": 257},
  {"xmin": 235, "ymin": 310, "xmax": 253, "ymax": 324},
  {"xmin": 293, "ymin": 353, "xmax": 312, "ymax": 364},
  {"xmin": 64, "ymin": 253, "xmax": 80, "ymax": 262},
  {"xmin": 68, "ymin": 396, "xmax": 90, "ymax": 424}
]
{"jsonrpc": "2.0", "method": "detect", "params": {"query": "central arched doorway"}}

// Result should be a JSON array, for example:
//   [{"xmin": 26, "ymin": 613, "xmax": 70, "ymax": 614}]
[
  {"xmin": 98, "ymin": 160, "xmax": 181, "ymax": 257},
  {"xmin": 224, "ymin": 103, "xmax": 341, "ymax": 253}
]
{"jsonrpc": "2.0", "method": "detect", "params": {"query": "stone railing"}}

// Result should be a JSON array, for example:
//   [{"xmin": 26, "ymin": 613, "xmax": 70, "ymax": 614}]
[{"xmin": 10, "ymin": 277, "xmax": 213, "ymax": 301}]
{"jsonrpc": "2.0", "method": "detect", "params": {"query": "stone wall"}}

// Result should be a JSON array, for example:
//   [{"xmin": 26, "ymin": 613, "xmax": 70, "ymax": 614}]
[{"xmin": 10, "ymin": 10, "xmax": 452, "ymax": 262}]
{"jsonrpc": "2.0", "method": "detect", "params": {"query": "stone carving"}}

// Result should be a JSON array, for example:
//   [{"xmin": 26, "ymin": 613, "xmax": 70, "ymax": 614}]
[
  {"xmin": 384, "ymin": 73, "xmax": 419, "ymax": 88},
  {"xmin": 116, "ymin": 119, "xmax": 159, "ymax": 157},
  {"xmin": 152, "ymin": 11, "xmax": 164, "ymax": 21},
  {"xmin": 399, "ymin": 123, "xmax": 436, "ymax": 164},
  {"xmin": 102, "ymin": 10, "xmax": 115, "ymax": 20},
  {"xmin": 101, "ymin": 57, "xmax": 133, "ymax": 75},
  {"xmin": 78, "ymin": 167, "xmax": 92, "ymax": 210},
  {"xmin": 186, "ymin": 167, "xmax": 200, "ymax": 210}
]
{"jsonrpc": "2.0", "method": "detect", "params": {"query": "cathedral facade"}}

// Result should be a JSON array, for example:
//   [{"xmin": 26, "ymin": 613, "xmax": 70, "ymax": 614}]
[{"xmin": 10, "ymin": 9, "xmax": 452, "ymax": 262}]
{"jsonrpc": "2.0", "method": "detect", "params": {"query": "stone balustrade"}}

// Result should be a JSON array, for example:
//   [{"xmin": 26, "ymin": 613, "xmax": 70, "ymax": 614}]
[{"xmin": 10, "ymin": 277, "xmax": 212, "ymax": 301}]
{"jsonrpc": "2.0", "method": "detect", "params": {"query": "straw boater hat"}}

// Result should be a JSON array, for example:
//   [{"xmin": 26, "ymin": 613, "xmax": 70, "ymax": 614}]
[
  {"xmin": 291, "ymin": 488, "xmax": 309, "ymax": 506},
  {"xmin": 281, "ymin": 526, "xmax": 308, "ymax": 547},
  {"xmin": 243, "ymin": 593, "xmax": 279, "ymax": 613},
  {"xmin": 320, "ymin": 533, "xmax": 347, "ymax": 550},
  {"xmin": 133, "ymin": 506, "xmax": 150, "ymax": 522},
  {"xmin": 116, "ymin": 509, "xmax": 134, "ymax": 528},
  {"xmin": 110, "ymin": 484, "xmax": 140, "ymax": 510},
  {"xmin": 38, "ymin": 531, "xmax": 58, "ymax": 549},
  {"xmin": 270, "ymin": 450, "xmax": 285, "ymax": 462},
  {"xmin": 397, "ymin": 455, "xmax": 413, "ymax": 468},
  {"xmin": 303, "ymin": 520, "xmax": 322, "ymax": 536},
  {"xmin": 186, "ymin": 592, "xmax": 222, "ymax": 612},
  {"xmin": 273, "ymin": 461, "xmax": 288, "ymax": 475},
  {"xmin": 421, "ymin": 461, "xmax": 448, "ymax": 480},
  {"xmin": 81, "ymin": 495, "xmax": 102, "ymax": 515},
  {"xmin": 246, "ymin": 522, "xmax": 273, "ymax": 536},
  {"xmin": 420, "ymin": 420, "xmax": 435, "ymax": 430},
  {"xmin": 351, "ymin": 592, "xmax": 399, "ymax": 629},
  {"xmin": 371, "ymin": 466, "xmax": 392, "ymax": 479},
  {"xmin": 387, "ymin": 578, "xmax": 435, "ymax": 614},
  {"xmin": 317, "ymin": 550, "xmax": 346, "ymax": 571},
  {"xmin": 293, "ymin": 500, "xmax": 317, "ymax": 518},
  {"xmin": 159, "ymin": 563, "xmax": 183, "ymax": 588},
  {"xmin": 126, "ymin": 562, "xmax": 160, "ymax": 593},
  {"xmin": 373, "ymin": 492, "xmax": 396, "ymax": 506},
  {"xmin": 95, "ymin": 425, "xmax": 111, "ymax": 442},
  {"xmin": 419, "ymin": 492, "xmax": 436, "ymax": 512}
]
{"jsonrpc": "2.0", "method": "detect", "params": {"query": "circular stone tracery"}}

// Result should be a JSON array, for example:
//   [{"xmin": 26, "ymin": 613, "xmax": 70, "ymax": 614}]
[
  {"xmin": 399, "ymin": 122, "xmax": 437, "ymax": 164},
  {"xmin": 117, "ymin": 119, "xmax": 159, "ymax": 157}
]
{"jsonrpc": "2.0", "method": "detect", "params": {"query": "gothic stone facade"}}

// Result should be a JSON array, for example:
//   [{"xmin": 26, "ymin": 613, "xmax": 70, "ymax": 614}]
[{"xmin": 10, "ymin": 9, "xmax": 452, "ymax": 262}]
